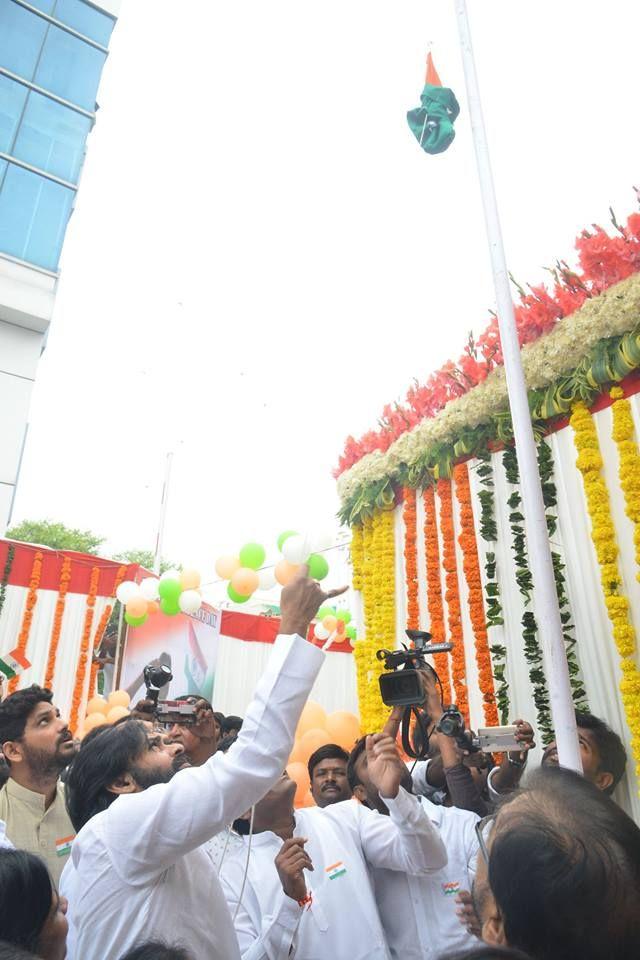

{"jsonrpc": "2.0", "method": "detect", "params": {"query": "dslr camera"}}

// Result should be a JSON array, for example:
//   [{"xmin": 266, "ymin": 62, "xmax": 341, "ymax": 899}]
[{"xmin": 143, "ymin": 662, "xmax": 196, "ymax": 727}]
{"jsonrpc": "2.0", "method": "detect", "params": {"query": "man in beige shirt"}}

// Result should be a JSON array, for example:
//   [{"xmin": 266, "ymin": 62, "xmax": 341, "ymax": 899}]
[{"xmin": 0, "ymin": 684, "xmax": 78, "ymax": 885}]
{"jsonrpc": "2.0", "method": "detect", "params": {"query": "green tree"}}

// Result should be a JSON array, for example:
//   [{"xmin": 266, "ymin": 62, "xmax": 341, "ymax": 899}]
[
  {"xmin": 114, "ymin": 549, "xmax": 179, "ymax": 574},
  {"xmin": 6, "ymin": 519, "xmax": 105, "ymax": 554}
]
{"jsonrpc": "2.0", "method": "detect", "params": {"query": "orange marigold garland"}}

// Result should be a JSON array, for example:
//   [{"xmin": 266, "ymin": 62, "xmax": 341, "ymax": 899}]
[
  {"xmin": 44, "ymin": 556, "xmax": 72, "ymax": 690},
  {"xmin": 69, "ymin": 566, "xmax": 101, "ymax": 732},
  {"xmin": 403, "ymin": 489, "xmax": 420, "ymax": 630},
  {"xmin": 423, "ymin": 486, "xmax": 452, "ymax": 703},
  {"xmin": 453, "ymin": 463, "xmax": 499, "ymax": 726},
  {"xmin": 9, "ymin": 551, "xmax": 43, "ymax": 694},
  {"xmin": 437, "ymin": 478, "xmax": 469, "ymax": 721},
  {"xmin": 87, "ymin": 563, "xmax": 128, "ymax": 699}
]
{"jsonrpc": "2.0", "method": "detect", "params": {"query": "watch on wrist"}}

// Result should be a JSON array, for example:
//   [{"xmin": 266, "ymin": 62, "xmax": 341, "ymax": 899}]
[{"xmin": 508, "ymin": 755, "xmax": 526, "ymax": 769}]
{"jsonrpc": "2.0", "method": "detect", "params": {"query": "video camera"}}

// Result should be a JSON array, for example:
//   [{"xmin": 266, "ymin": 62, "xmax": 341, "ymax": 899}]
[{"xmin": 143, "ymin": 662, "xmax": 197, "ymax": 727}]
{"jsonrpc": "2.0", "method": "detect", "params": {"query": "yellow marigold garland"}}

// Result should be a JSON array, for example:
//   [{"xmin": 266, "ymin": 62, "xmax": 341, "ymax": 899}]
[
  {"xmin": 350, "ymin": 522, "xmax": 364, "ymax": 591},
  {"xmin": 610, "ymin": 386, "xmax": 640, "ymax": 573},
  {"xmin": 9, "ymin": 551, "xmax": 44, "ymax": 694},
  {"xmin": 571, "ymin": 400, "xmax": 640, "ymax": 781},
  {"xmin": 353, "ymin": 508, "xmax": 395, "ymax": 733}
]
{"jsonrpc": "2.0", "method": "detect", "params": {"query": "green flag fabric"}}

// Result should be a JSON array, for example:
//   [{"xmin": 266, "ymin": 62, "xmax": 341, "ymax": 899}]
[{"xmin": 407, "ymin": 83, "xmax": 460, "ymax": 155}]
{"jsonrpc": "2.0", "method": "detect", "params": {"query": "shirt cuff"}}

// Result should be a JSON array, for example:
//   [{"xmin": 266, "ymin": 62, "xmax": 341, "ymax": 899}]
[
  {"xmin": 383, "ymin": 785, "xmax": 425, "ymax": 828},
  {"xmin": 487, "ymin": 764, "xmax": 502, "ymax": 800},
  {"xmin": 274, "ymin": 891, "xmax": 305, "ymax": 932}
]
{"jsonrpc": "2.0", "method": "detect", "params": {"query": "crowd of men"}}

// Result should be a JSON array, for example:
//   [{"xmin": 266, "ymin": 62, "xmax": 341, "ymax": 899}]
[{"xmin": 0, "ymin": 568, "xmax": 637, "ymax": 960}]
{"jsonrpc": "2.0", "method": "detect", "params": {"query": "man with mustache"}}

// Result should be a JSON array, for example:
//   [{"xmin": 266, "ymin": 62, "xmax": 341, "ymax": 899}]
[
  {"xmin": 308, "ymin": 744, "xmax": 352, "ymax": 807},
  {"xmin": 0, "ymin": 685, "xmax": 78, "ymax": 884}
]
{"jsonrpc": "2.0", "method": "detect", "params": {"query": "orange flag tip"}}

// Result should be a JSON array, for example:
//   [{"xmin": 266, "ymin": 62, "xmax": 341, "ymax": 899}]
[{"xmin": 425, "ymin": 51, "xmax": 442, "ymax": 87}]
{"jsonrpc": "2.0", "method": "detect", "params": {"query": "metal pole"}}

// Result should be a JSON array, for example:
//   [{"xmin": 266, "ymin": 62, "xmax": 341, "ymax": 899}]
[
  {"xmin": 453, "ymin": 0, "xmax": 582, "ymax": 772},
  {"xmin": 153, "ymin": 451, "xmax": 173, "ymax": 575}
]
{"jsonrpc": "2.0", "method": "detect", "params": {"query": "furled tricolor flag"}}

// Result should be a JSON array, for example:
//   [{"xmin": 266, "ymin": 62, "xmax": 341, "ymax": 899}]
[
  {"xmin": 0, "ymin": 647, "xmax": 31, "ymax": 680},
  {"xmin": 407, "ymin": 52, "xmax": 460, "ymax": 155}
]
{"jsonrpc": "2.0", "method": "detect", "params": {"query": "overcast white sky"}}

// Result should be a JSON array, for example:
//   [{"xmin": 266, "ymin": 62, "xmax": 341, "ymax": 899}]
[{"xmin": 11, "ymin": 0, "xmax": 640, "ymax": 588}]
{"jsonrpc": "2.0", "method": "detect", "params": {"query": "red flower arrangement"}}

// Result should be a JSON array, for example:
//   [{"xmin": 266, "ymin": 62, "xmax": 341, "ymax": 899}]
[
  {"xmin": 9, "ymin": 551, "xmax": 44, "ymax": 694},
  {"xmin": 423, "ymin": 486, "xmax": 452, "ymax": 704},
  {"xmin": 437, "ymin": 479, "xmax": 469, "ymax": 722},
  {"xmin": 335, "ymin": 205, "xmax": 640, "ymax": 476},
  {"xmin": 453, "ymin": 463, "xmax": 499, "ymax": 726},
  {"xmin": 403, "ymin": 489, "xmax": 420, "ymax": 630}
]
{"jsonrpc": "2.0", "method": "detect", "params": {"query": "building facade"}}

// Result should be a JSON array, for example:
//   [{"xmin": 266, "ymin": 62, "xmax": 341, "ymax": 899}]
[{"xmin": 0, "ymin": 0, "xmax": 120, "ymax": 528}]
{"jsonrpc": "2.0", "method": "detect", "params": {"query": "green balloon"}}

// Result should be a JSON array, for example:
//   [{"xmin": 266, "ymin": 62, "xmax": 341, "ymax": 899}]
[
  {"xmin": 317, "ymin": 605, "xmax": 336, "ymax": 620},
  {"xmin": 160, "ymin": 597, "xmax": 180, "ymax": 616},
  {"xmin": 228, "ymin": 583, "xmax": 250, "ymax": 604},
  {"xmin": 336, "ymin": 609, "xmax": 352, "ymax": 624},
  {"xmin": 125, "ymin": 612, "xmax": 148, "ymax": 627},
  {"xmin": 239, "ymin": 542, "xmax": 266, "ymax": 570},
  {"xmin": 158, "ymin": 578, "xmax": 181, "ymax": 603},
  {"xmin": 346, "ymin": 624, "xmax": 357, "ymax": 640},
  {"xmin": 307, "ymin": 553, "xmax": 329, "ymax": 581},
  {"xmin": 277, "ymin": 530, "xmax": 298, "ymax": 551}
]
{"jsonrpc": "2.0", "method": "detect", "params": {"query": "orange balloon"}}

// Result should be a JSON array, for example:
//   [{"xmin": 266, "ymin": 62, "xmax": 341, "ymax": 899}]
[
  {"xmin": 106, "ymin": 705, "xmax": 130, "ymax": 724},
  {"xmin": 86, "ymin": 696, "xmax": 108, "ymax": 716},
  {"xmin": 231, "ymin": 567, "xmax": 259, "ymax": 596},
  {"xmin": 322, "ymin": 615, "xmax": 337, "ymax": 632},
  {"xmin": 180, "ymin": 568, "xmax": 201, "ymax": 590},
  {"xmin": 147, "ymin": 600, "xmax": 160, "ymax": 616},
  {"xmin": 296, "ymin": 701, "xmax": 327, "ymax": 738},
  {"xmin": 294, "ymin": 728, "xmax": 331, "ymax": 763},
  {"xmin": 108, "ymin": 690, "xmax": 131, "ymax": 709},
  {"xmin": 325, "ymin": 711, "xmax": 361, "ymax": 752},
  {"xmin": 126, "ymin": 596, "xmax": 148, "ymax": 619},
  {"xmin": 286, "ymin": 762, "xmax": 309, "ymax": 806},
  {"xmin": 85, "ymin": 711, "xmax": 108, "ymax": 731},
  {"xmin": 274, "ymin": 559, "xmax": 300, "ymax": 586},
  {"xmin": 336, "ymin": 619, "xmax": 346, "ymax": 636},
  {"xmin": 215, "ymin": 555, "xmax": 241, "ymax": 579}
]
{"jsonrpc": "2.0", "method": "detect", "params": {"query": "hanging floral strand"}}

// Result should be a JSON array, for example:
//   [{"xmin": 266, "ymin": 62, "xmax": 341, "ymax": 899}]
[
  {"xmin": 437, "ymin": 478, "xmax": 469, "ymax": 722},
  {"xmin": 69, "ymin": 567, "xmax": 101, "ymax": 732},
  {"xmin": 403, "ymin": 489, "xmax": 420, "ymax": 630},
  {"xmin": 423, "ymin": 486, "xmax": 452, "ymax": 703},
  {"xmin": 87, "ymin": 564, "xmax": 128, "ymax": 699},
  {"xmin": 44, "ymin": 556, "xmax": 73, "ymax": 690},
  {"xmin": 9, "ymin": 551, "xmax": 43, "ymax": 694},
  {"xmin": 0, "ymin": 545, "xmax": 15, "ymax": 622},
  {"xmin": 571, "ymin": 400, "xmax": 640, "ymax": 781},
  {"xmin": 610, "ymin": 386, "xmax": 640, "ymax": 573},
  {"xmin": 453, "ymin": 463, "xmax": 500, "ymax": 726}
]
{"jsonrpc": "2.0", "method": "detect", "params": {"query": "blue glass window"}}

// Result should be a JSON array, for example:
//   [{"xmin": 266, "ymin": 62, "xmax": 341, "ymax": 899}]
[
  {"xmin": 53, "ymin": 0, "xmax": 114, "ymax": 46},
  {"xmin": 34, "ymin": 23, "xmax": 106, "ymax": 110},
  {"xmin": 0, "ymin": 3, "xmax": 49, "ymax": 81},
  {"xmin": 0, "ymin": 162, "xmax": 74, "ymax": 270},
  {"xmin": 0, "ymin": 75, "xmax": 29, "ymax": 155},
  {"xmin": 13, "ymin": 91, "xmax": 91, "ymax": 183}
]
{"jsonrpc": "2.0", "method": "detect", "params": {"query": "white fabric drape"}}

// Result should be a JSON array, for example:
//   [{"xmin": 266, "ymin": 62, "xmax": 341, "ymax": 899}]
[{"xmin": 213, "ymin": 633, "xmax": 358, "ymax": 717}]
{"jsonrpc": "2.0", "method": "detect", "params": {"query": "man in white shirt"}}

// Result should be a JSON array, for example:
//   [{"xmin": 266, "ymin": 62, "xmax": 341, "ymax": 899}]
[
  {"xmin": 348, "ymin": 736, "xmax": 480, "ymax": 960},
  {"xmin": 60, "ymin": 569, "xmax": 345, "ymax": 960},
  {"xmin": 220, "ymin": 733, "xmax": 447, "ymax": 960}
]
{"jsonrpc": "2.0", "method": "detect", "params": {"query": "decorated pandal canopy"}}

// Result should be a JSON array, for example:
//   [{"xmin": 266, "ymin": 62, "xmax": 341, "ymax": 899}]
[{"xmin": 337, "ymin": 207, "xmax": 640, "ymax": 821}]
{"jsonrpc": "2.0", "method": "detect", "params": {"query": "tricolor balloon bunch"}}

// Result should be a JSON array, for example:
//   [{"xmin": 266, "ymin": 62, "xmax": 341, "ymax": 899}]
[
  {"xmin": 313, "ymin": 606, "xmax": 357, "ymax": 645},
  {"xmin": 273, "ymin": 530, "xmax": 332, "ymax": 586},
  {"xmin": 81, "ymin": 689, "xmax": 131, "ymax": 738},
  {"xmin": 117, "ymin": 569, "xmax": 203, "ymax": 626},
  {"xmin": 285, "ymin": 701, "xmax": 361, "ymax": 808},
  {"xmin": 215, "ymin": 543, "xmax": 273, "ymax": 604}
]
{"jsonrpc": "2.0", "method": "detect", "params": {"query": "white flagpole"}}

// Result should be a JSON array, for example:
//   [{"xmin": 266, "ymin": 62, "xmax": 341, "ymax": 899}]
[
  {"xmin": 153, "ymin": 451, "xmax": 174, "ymax": 576},
  {"xmin": 453, "ymin": 0, "xmax": 582, "ymax": 772}
]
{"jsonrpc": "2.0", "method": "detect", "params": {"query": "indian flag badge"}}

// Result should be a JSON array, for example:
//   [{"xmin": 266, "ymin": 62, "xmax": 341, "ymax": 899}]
[
  {"xmin": 56, "ymin": 836, "xmax": 74, "ymax": 858},
  {"xmin": 325, "ymin": 861, "xmax": 346, "ymax": 881},
  {"xmin": 0, "ymin": 648, "xmax": 31, "ymax": 680},
  {"xmin": 442, "ymin": 880, "xmax": 461, "ymax": 897}
]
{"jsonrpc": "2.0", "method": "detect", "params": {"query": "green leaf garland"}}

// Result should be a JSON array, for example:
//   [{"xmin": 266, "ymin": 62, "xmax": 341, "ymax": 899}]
[{"xmin": 0, "ymin": 545, "xmax": 15, "ymax": 622}]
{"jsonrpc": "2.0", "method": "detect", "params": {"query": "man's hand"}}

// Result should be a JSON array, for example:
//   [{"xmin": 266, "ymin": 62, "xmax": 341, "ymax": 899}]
[
  {"xmin": 509, "ymin": 718, "xmax": 535, "ymax": 762},
  {"xmin": 280, "ymin": 565, "xmax": 348, "ymax": 639},
  {"xmin": 382, "ymin": 706, "xmax": 404, "ymax": 741},
  {"xmin": 455, "ymin": 890, "xmax": 481, "ymax": 938},
  {"xmin": 129, "ymin": 698, "xmax": 156, "ymax": 722},
  {"xmin": 275, "ymin": 837, "xmax": 314, "ymax": 902},
  {"xmin": 366, "ymin": 733, "xmax": 406, "ymax": 800},
  {"xmin": 418, "ymin": 667, "xmax": 444, "ymax": 724},
  {"xmin": 189, "ymin": 700, "xmax": 218, "ymax": 742}
]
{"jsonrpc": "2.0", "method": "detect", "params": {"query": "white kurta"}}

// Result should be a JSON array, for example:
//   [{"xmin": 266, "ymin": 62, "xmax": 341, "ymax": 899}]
[
  {"xmin": 372, "ymin": 798, "xmax": 480, "ymax": 960},
  {"xmin": 60, "ymin": 634, "xmax": 324, "ymax": 960},
  {"xmin": 220, "ymin": 788, "xmax": 448, "ymax": 960}
]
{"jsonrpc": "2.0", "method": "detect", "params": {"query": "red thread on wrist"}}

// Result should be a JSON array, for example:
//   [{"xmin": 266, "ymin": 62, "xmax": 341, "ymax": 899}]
[{"xmin": 297, "ymin": 892, "xmax": 313, "ymax": 909}]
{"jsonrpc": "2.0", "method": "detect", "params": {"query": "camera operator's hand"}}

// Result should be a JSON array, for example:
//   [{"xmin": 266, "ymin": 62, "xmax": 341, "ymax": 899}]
[
  {"xmin": 130, "ymin": 698, "xmax": 157, "ymax": 722},
  {"xmin": 509, "ymin": 718, "xmax": 535, "ymax": 762},
  {"xmin": 366, "ymin": 733, "xmax": 406, "ymax": 800},
  {"xmin": 382, "ymin": 706, "xmax": 405, "ymax": 741},
  {"xmin": 280, "ymin": 564, "xmax": 348, "ymax": 639},
  {"xmin": 190, "ymin": 700, "xmax": 217, "ymax": 743},
  {"xmin": 418, "ymin": 668, "xmax": 444, "ymax": 723},
  {"xmin": 275, "ymin": 837, "xmax": 314, "ymax": 902}
]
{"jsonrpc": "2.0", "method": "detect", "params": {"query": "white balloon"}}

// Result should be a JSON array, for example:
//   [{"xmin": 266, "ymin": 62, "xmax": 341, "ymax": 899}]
[
  {"xmin": 178, "ymin": 589, "xmax": 202, "ymax": 614},
  {"xmin": 140, "ymin": 577, "xmax": 160, "ymax": 601},
  {"xmin": 314, "ymin": 623, "xmax": 330, "ymax": 641},
  {"xmin": 258, "ymin": 569, "xmax": 276, "ymax": 590},
  {"xmin": 161, "ymin": 568, "xmax": 181, "ymax": 582},
  {"xmin": 310, "ymin": 531, "xmax": 333, "ymax": 553},
  {"xmin": 116, "ymin": 581, "xmax": 139, "ymax": 604},
  {"xmin": 282, "ymin": 534, "xmax": 311, "ymax": 566}
]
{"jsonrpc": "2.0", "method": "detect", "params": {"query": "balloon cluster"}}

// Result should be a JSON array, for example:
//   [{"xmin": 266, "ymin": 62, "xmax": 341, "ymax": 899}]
[
  {"xmin": 274, "ymin": 530, "xmax": 332, "ymax": 586},
  {"xmin": 313, "ymin": 605, "xmax": 357, "ymax": 645},
  {"xmin": 215, "ymin": 543, "xmax": 272, "ymax": 604},
  {"xmin": 286, "ymin": 701, "xmax": 361, "ymax": 808},
  {"xmin": 117, "ymin": 569, "xmax": 203, "ymax": 626},
  {"xmin": 81, "ymin": 690, "xmax": 131, "ymax": 737}
]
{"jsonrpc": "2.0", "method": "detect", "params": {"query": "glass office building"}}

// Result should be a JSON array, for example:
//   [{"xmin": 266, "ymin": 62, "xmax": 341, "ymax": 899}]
[{"xmin": 0, "ymin": 0, "xmax": 117, "ymax": 271}]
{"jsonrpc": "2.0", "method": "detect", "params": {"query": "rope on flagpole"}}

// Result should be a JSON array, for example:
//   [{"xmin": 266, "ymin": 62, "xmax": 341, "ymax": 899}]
[{"xmin": 453, "ymin": 0, "xmax": 582, "ymax": 773}]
